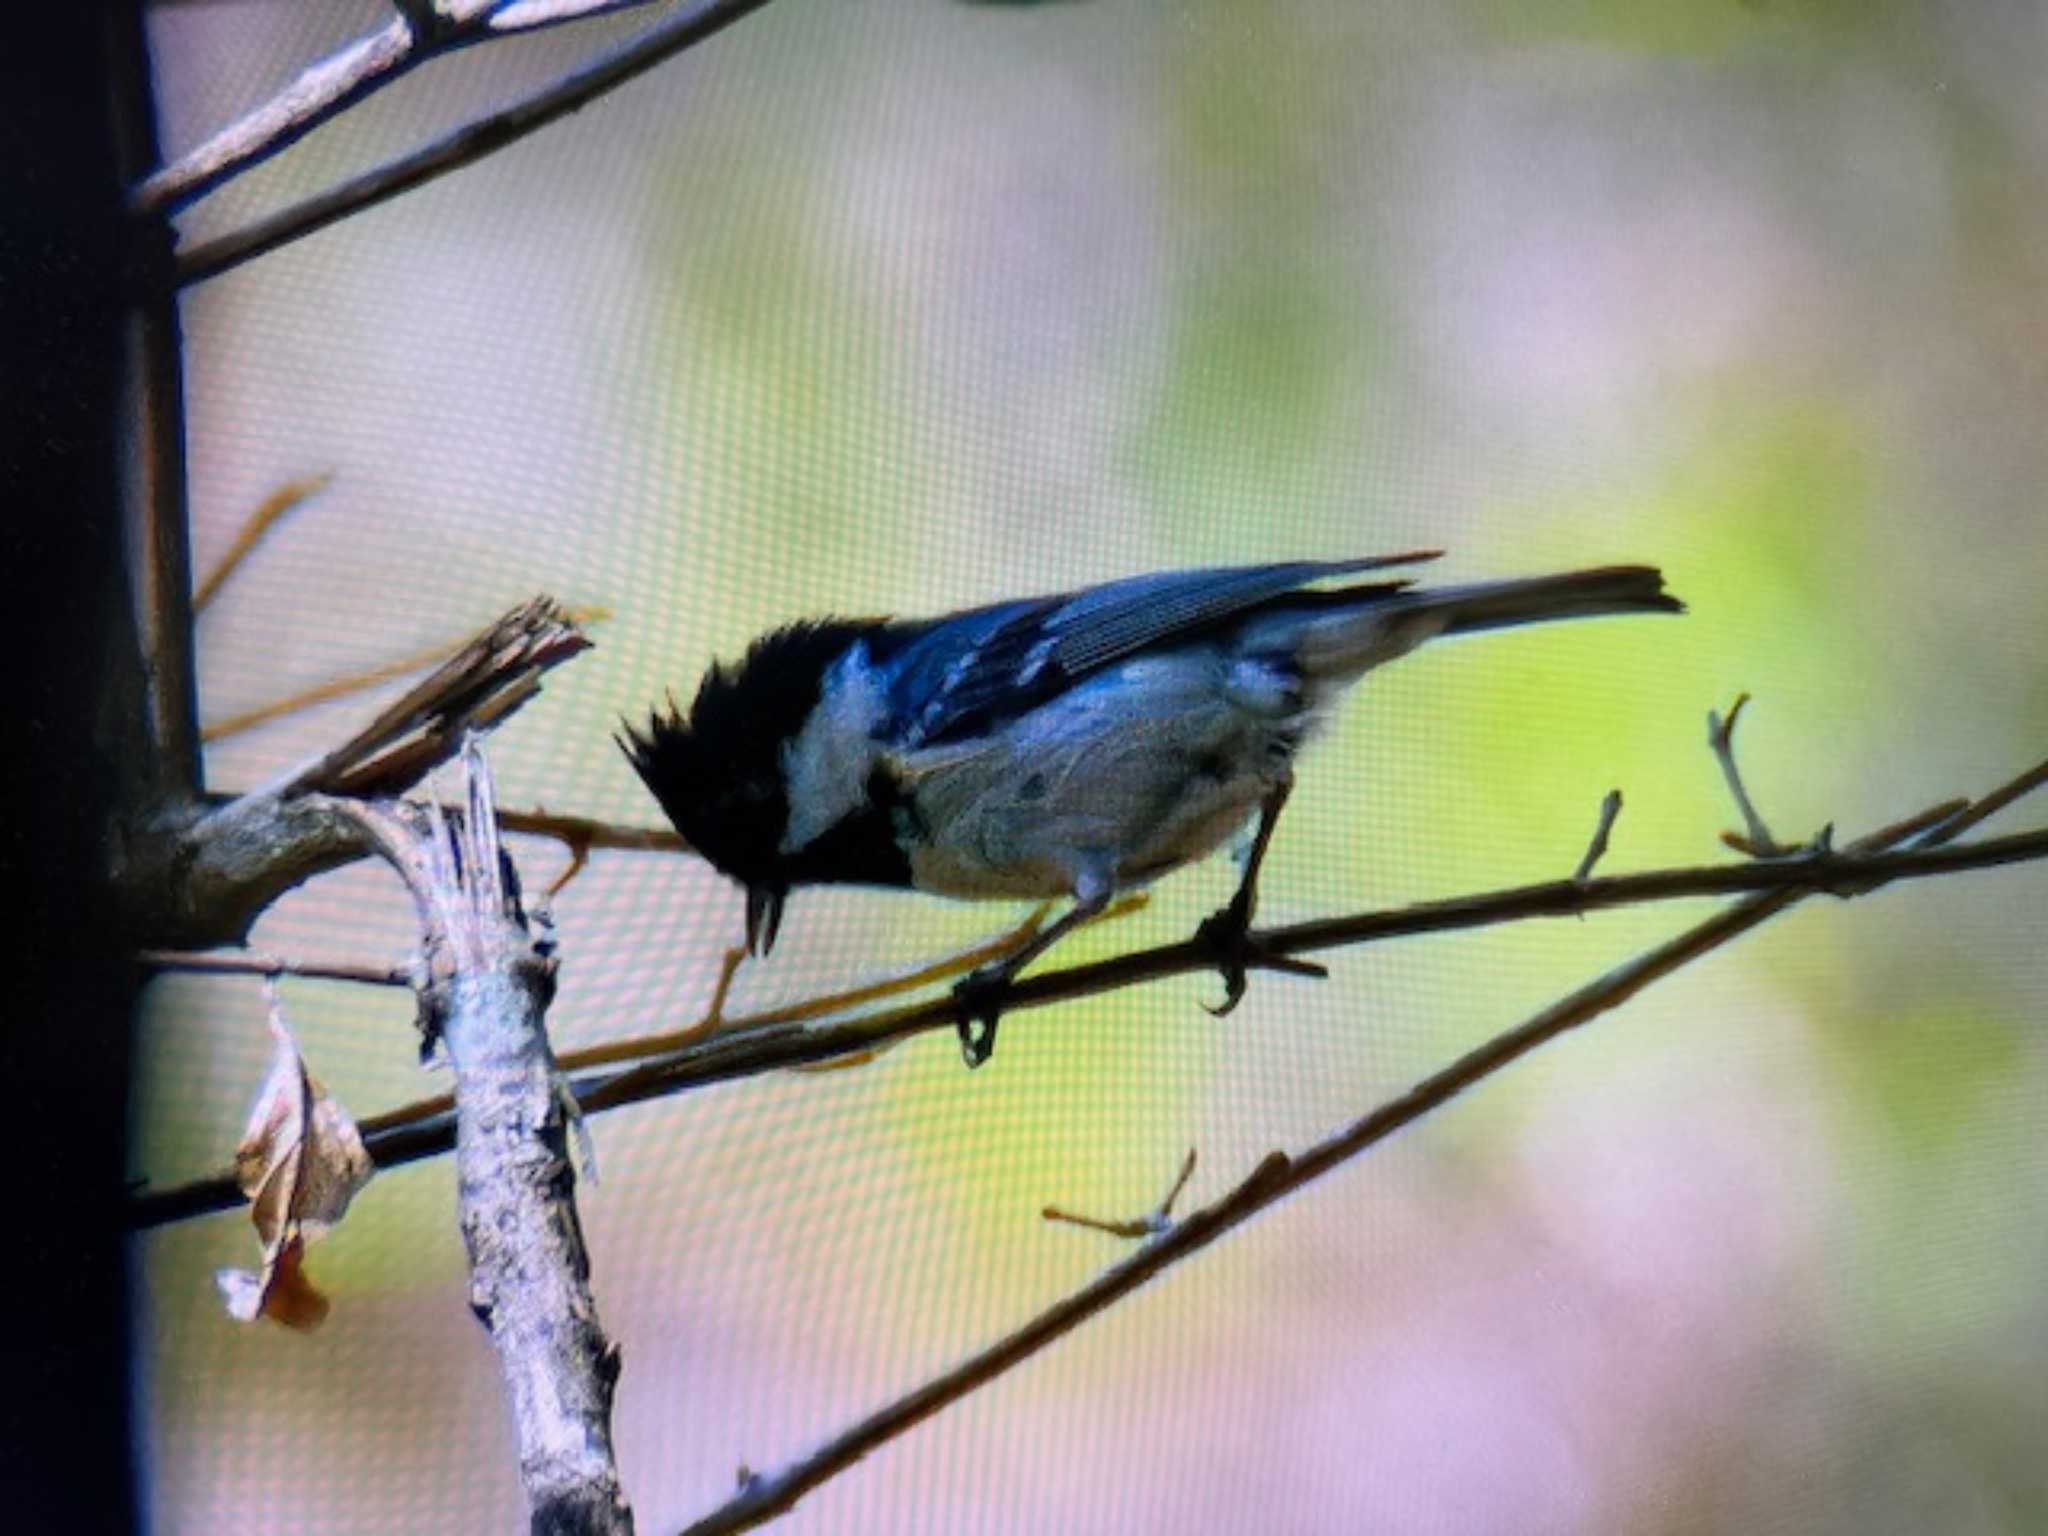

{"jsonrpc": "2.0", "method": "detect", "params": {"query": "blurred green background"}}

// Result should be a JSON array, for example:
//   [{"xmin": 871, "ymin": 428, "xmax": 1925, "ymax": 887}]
[{"xmin": 137, "ymin": 1, "xmax": 2045, "ymax": 1531}]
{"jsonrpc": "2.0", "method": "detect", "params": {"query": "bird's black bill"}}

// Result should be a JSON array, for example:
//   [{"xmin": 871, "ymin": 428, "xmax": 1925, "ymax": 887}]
[{"xmin": 745, "ymin": 883, "xmax": 787, "ymax": 956}]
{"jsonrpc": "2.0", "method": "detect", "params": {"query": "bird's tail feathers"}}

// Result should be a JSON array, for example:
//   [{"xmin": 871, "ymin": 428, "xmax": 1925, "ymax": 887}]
[
  {"xmin": 1397, "ymin": 565, "xmax": 1683, "ymax": 636},
  {"xmin": 1274, "ymin": 565, "xmax": 1680, "ymax": 682}
]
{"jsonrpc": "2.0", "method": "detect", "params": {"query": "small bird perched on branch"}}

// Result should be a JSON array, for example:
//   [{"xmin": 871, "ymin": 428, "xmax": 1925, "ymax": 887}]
[{"xmin": 622, "ymin": 552, "xmax": 1682, "ymax": 1067}]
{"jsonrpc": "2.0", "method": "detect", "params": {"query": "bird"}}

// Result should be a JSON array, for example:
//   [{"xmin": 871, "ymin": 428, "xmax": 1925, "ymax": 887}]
[{"xmin": 620, "ymin": 552, "xmax": 1681, "ymax": 1067}]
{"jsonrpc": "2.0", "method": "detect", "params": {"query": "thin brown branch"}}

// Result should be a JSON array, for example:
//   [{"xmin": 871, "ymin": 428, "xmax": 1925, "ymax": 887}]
[
  {"xmin": 1043, "ymin": 1148, "xmax": 1199, "ymax": 1239},
  {"xmin": 125, "ymin": 763, "xmax": 2048, "ymax": 1231},
  {"xmin": 499, "ymin": 808, "xmax": 687, "ymax": 857},
  {"xmin": 201, "ymin": 640, "xmax": 463, "ymax": 744},
  {"xmin": 240, "ymin": 910, "xmax": 1061, "ymax": 1180},
  {"xmin": 202, "ymin": 605, "xmax": 608, "ymax": 745},
  {"xmin": 140, "ymin": 948, "xmax": 411, "ymax": 988},
  {"xmin": 192, "ymin": 473, "xmax": 332, "ymax": 614},
  {"xmin": 287, "ymin": 596, "xmax": 591, "ymax": 798},
  {"xmin": 333, "ymin": 742, "xmax": 631, "ymax": 1532},
  {"xmin": 158, "ymin": 798, "xmax": 684, "ymax": 947},
  {"xmin": 564, "ymin": 899, "xmax": 1064, "ymax": 1069},
  {"xmin": 171, "ymin": 0, "xmax": 782, "ymax": 287},
  {"xmin": 674, "ymin": 781, "xmax": 1991, "ymax": 1536},
  {"xmin": 1912, "ymin": 758, "xmax": 2048, "ymax": 845},
  {"xmin": 1572, "ymin": 789, "xmax": 1623, "ymax": 882}
]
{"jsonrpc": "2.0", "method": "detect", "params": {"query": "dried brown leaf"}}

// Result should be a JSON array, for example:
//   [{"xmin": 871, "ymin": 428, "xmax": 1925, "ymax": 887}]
[
  {"xmin": 216, "ymin": 998, "xmax": 372, "ymax": 1329},
  {"xmin": 217, "ymin": 1233, "xmax": 331, "ymax": 1331}
]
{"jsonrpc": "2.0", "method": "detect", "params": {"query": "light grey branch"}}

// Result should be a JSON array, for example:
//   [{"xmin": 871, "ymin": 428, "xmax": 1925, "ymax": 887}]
[
  {"xmin": 137, "ymin": 13, "xmax": 421, "ymax": 217},
  {"xmin": 340, "ymin": 742, "xmax": 632, "ymax": 1536},
  {"xmin": 1708, "ymin": 693, "xmax": 1794, "ymax": 857},
  {"xmin": 171, "ymin": 0, "xmax": 780, "ymax": 287},
  {"xmin": 133, "ymin": 1, "xmax": 674, "ymax": 218}
]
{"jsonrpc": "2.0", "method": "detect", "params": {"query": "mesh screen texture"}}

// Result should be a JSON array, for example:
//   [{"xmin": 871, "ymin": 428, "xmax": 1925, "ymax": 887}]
[{"xmin": 135, "ymin": 4, "xmax": 2048, "ymax": 1532}]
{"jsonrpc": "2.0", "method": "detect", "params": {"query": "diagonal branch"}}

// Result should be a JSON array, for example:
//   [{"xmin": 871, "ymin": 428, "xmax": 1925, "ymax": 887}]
[
  {"xmin": 672, "ymin": 773, "xmax": 2020, "ymax": 1536},
  {"xmin": 124, "ymin": 758, "xmax": 2048, "ymax": 1230},
  {"xmin": 135, "ymin": 10, "xmax": 422, "ymax": 218},
  {"xmin": 192, "ymin": 473, "xmax": 333, "ymax": 615},
  {"xmin": 169, "ymin": 0, "xmax": 781, "ymax": 288},
  {"xmin": 132, "ymin": 0, "xmax": 671, "ymax": 219},
  {"xmin": 201, "ymin": 601, "xmax": 610, "ymax": 747},
  {"xmin": 286, "ymin": 595, "xmax": 592, "ymax": 798}
]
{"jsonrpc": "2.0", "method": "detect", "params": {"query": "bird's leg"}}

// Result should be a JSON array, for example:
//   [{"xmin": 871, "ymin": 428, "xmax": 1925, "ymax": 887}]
[
  {"xmin": 953, "ymin": 880, "xmax": 1112, "ymax": 1069},
  {"xmin": 1195, "ymin": 778, "xmax": 1327, "ymax": 1016}
]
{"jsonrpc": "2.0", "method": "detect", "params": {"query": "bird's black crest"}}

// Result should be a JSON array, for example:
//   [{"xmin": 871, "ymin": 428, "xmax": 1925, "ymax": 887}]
[{"xmin": 619, "ymin": 619, "xmax": 874, "ymax": 889}]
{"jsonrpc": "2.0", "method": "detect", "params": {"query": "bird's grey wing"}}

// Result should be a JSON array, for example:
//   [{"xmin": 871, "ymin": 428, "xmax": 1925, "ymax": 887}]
[
  {"xmin": 1043, "ymin": 552, "xmax": 1441, "ymax": 674},
  {"xmin": 906, "ymin": 551, "xmax": 1442, "ymax": 746}
]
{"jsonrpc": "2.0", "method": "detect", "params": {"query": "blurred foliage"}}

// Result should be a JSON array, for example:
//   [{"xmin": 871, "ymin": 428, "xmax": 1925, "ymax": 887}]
[{"xmin": 1466, "ymin": 0, "xmax": 1863, "ymax": 56}]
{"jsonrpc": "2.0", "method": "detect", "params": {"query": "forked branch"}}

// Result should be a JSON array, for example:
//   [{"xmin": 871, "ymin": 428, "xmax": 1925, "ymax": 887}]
[
  {"xmin": 132, "ymin": 0, "xmax": 674, "ymax": 219},
  {"xmin": 161, "ymin": 0, "xmax": 780, "ymax": 287}
]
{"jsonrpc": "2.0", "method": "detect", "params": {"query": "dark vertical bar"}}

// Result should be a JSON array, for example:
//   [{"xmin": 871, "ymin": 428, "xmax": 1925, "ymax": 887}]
[{"xmin": 0, "ymin": 8, "xmax": 147, "ymax": 1532}]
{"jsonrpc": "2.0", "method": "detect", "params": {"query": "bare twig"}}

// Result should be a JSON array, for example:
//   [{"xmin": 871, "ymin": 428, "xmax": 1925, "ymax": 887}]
[
  {"xmin": 674, "ymin": 768, "xmax": 2018, "ymax": 1536},
  {"xmin": 514, "ymin": 797, "xmax": 685, "ymax": 896},
  {"xmin": 338, "ymin": 741, "xmax": 632, "ymax": 1535},
  {"xmin": 1910, "ymin": 758, "xmax": 2048, "ymax": 846},
  {"xmin": 1043, "ymin": 1148, "xmax": 1199, "ymax": 1239},
  {"xmin": 1708, "ymin": 693, "xmax": 1795, "ymax": 857},
  {"xmin": 202, "ymin": 605, "xmax": 608, "ymax": 746},
  {"xmin": 171, "ymin": 0, "xmax": 781, "ymax": 287},
  {"xmin": 201, "ymin": 642, "xmax": 467, "ymax": 744},
  {"xmin": 499, "ymin": 807, "xmax": 683, "ymax": 853},
  {"xmin": 286, "ymin": 596, "xmax": 591, "ymax": 798},
  {"xmin": 136, "ymin": 13, "xmax": 418, "ymax": 216},
  {"xmin": 132, "ymin": 1, "xmax": 669, "ymax": 218},
  {"xmin": 140, "ymin": 948, "xmax": 411, "ymax": 988},
  {"xmin": 193, "ymin": 473, "xmax": 333, "ymax": 615},
  {"xmin": 568, "ymin": 899, "xmax": 1099, "ymax": 1068},
  {"xmin": 1572, "ymin": 789, "xmax": 1623, "ymax": 882},
  {"xmin": 126, "ymin": 761, "xmax": 2048, "ymax": 1230}
]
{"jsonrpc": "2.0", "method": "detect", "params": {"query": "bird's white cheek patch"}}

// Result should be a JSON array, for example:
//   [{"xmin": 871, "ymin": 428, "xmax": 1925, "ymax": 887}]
[{"xmin": 778, "ymin": 643, "xmax": 890, "ymax": 854}]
